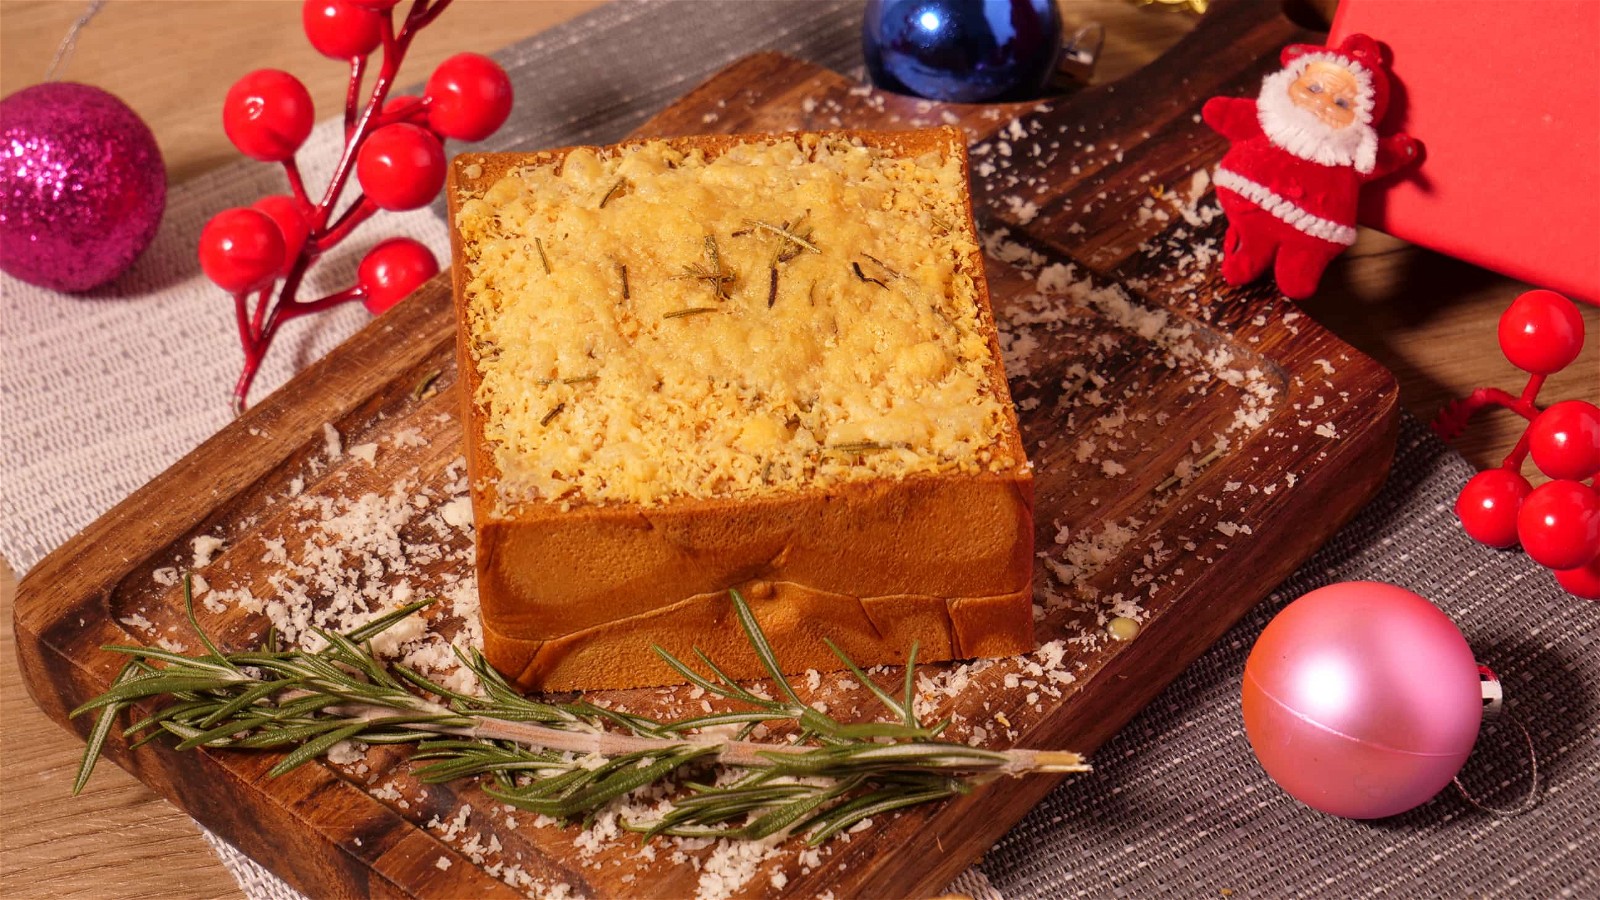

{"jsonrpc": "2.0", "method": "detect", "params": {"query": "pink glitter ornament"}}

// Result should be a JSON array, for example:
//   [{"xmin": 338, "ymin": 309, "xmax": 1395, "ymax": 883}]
[
  {"xmin": 1242, "ymin": 582, "xmax": 1483, "ymax": 819},
  {"xmin": 0, "ymin": 82, "xmax": 166, "ymax": 293}
]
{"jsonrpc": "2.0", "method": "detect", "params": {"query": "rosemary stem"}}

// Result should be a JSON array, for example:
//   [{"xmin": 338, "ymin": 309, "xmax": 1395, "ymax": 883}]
[{"xmin": 311, "ymin": 694, "xmax": 1088, "ymax": 775}]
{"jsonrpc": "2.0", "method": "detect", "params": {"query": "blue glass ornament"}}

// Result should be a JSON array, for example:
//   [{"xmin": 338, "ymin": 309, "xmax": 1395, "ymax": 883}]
[{"xmin": 862, "ymin": 0, "xmax": 1063, "ymax": 103}]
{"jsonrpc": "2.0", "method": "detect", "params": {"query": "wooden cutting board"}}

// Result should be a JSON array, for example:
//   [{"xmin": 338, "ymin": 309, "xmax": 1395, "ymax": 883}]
[{"xmin": 15, "ymin": 2, "xmax": 1397, "ymax": 897}]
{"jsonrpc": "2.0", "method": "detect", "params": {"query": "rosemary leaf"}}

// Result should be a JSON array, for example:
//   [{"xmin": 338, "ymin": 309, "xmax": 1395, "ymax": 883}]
[
  {"xmin": 534, "ymin": 237, "xmax": 551, "ymax": 274},
  {"xmin": 851, "ymin": 261, "xmax": 889, "ymax": 289},
  {"xmin": 802, "ymin": 783, "xmax": 963, "ymax": 845},
  {"xmin": 663, "ymin": 307, "xmax": 718, "ymax": 320},
  {"xmin": 767, "ymin": 267, "xmax": 779, "ymax": 308},
  {"xmin": 825, "ymin": 441, "xmax": 906, "ymax": 454},
  {"xmin": 72, "ymin": 661, "xmax": 136, "ymax": 795},
  {"xmin": 726, "ymin": 590, "xmax": 804, "ymax": 707},
  {"xmin": 268, "ymin": 721, "xmax": 373, "ymax": 778},
  {"xmin": 540, "ymin": 403, "xmax": 565, "ymax": 426},
  {"xmin": 861, "ymin": 253, "xmax": 902, "ymax": 280},
  {"xmin": 348, "ymin": 598, "xmax": 435, "ymax": 644},
  {"xmin": 412, "ymin": 370, "xmax": 442, "ymax": 400},
  {"xmin": 599, "ymin": 178, "xmax": 626, "ymax": 209}
]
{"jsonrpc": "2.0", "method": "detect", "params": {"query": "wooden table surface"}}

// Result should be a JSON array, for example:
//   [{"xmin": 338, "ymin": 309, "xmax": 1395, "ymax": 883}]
[{"xmin": 2, "ymin": 2, "xmax": 1593, "ymax": 898}]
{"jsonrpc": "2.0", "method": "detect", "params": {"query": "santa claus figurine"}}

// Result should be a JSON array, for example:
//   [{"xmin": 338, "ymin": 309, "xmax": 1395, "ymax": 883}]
[{"xmin": 1204, "ymin": 34, "xmax": 1422, "ymax": 300}]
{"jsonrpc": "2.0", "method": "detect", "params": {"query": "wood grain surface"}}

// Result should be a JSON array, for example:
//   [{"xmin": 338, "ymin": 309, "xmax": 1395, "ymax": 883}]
[{"xmin": 2, "ymin": 1, "xmax": 1595, "ymax": 899}]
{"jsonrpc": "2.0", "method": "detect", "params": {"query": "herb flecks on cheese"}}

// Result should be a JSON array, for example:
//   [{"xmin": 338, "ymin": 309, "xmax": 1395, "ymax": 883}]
[{"xmin": 455, "ymin": 134, "xmax": 1018, "ymax": 509}]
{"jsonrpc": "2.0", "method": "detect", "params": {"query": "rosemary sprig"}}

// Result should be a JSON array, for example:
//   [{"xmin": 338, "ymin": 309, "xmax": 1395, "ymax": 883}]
[
  {"xmin": 743, "ymin": 216, "xmax": 814, "ymax": 309},
  {"xmin": 71, "ymin": 582, "xmax": 1088, "ymax": 845},
  {"xmin": 674, "ymin": 235, "xmax": 734, "ymax": 300},
  {"xmin": 744, "ymin": 218, "xmax": 819, "ymax": 256}
]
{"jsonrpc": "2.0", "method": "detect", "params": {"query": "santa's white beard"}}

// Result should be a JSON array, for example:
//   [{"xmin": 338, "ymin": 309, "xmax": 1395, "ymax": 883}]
[{"xmin": 1256, "ymin": 66, "xmax": 1378, "ymax": 173}]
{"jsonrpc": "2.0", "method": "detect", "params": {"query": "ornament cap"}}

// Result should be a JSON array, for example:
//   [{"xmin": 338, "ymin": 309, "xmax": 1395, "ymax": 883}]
[{"xmin": 1477, "ymin": 664, "xmax": 1503, "ymax": 718}]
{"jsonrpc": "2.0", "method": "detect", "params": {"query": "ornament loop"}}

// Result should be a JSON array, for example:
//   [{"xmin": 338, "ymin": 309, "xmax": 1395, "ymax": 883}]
[{"xmin": 1452, "ymin": 712, "xmax": 1541, "ymax": 817}]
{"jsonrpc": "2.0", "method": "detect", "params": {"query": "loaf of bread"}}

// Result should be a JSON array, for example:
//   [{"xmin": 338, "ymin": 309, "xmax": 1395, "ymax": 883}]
[{"xmin": 447, "ymin": 128, "xmax": 1034, "ymax": 691}]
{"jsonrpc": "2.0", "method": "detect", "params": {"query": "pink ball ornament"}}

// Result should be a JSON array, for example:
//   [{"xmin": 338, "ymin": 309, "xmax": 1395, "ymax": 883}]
[
  {"xmin": 0, "ymin": 82, "xmax": 166, "ymax": 292},
  {"xmin": 1242, "ymin": 582, "xmax": 1483, "ymax": 819}
]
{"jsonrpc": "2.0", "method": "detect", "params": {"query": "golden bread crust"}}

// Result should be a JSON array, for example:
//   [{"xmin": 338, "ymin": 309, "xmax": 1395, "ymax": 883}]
[{"xmin": 448, "ymin": 128, "xmax": 1034, "ymax": 691}]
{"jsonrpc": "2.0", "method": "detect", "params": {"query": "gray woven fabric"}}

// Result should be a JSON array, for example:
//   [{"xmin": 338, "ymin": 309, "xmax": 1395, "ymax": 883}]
[{"xmin": 4, "ymin": 1, "xmax": 1594, "ymax": 897}]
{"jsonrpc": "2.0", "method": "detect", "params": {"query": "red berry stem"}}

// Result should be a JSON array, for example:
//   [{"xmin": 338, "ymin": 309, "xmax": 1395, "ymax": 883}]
[
  {"xmin": 1496, "ymin": 374, "xmax": 1549, "ymax": 469},
  {"xmin": 248, "ymin": 284, "xmax": 273, "ymax": 345},
  {"xmin": 316, "ymin": 198, "xmax": 379, "ymax": 250},
  {"xmin": 344, "ymin": 55, "xmax": 367, "ymax": 138},
  {"xmin": 232, "ymin": 292, "xmax": 256, "ymax": 356},
  {"xmin": 372, "ymin": 96, "xmax": 431, "ymax": 128},
  {"xmin": 1430, "ymin": 385, "xmax": 1543, "ymax": 441},
  {"xmin": 407, "ymin": 0, "xmax": 453, "ymax": 33},
  {"xmin": 282, "ymin": 285, "xmax": 367, "ymax": 319},
  {"xmin": 282, "ymin": 158, "xmax": 312, "ymax": 210},
  {"xmin": 1501, "ymin": 429, "xmax": 1534, "ymax": 471}
]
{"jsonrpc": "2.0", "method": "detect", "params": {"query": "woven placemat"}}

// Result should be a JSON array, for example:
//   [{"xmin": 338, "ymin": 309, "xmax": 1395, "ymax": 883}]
[{"xmin": 3, "ymin": 2, "xmax": 1594, "ymax": 897}]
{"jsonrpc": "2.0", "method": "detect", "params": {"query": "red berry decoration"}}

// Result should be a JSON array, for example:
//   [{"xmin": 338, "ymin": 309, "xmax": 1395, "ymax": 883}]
[
  {"xmin": 357, "ymin": 124, "xmax": 446, "ymax": 211},
  {"xmin": 251, "ymin": 195, "xmax": 311, "ymax": 276},
  {"xmin": 1516, "ymin": 480, "xmax": 1600, "ymax": 571},
  {"xmin": 302, "ymin": 0, "xmax": 384, "ymax": 60},
  {"xmin": 206, "ymin": 0, "xmax": 507, "ymax": 412},
  {"xmin": 1528, "ymin": 400, "xmax": 1600, "ymax": 481},
  {"xmin": 1454, "ymin": 469, "xmax": 1532, "ymax": 549},
  {"xmin": 199, "ymin": 209, "xmax": 286, "ymax": 294},
  {"xmin": 359, "ymin": 238, "xmax": 439, "ymax": 314},
  {"xmin": 1497, "ymin": 289, "xmax": 1585, "ymax": 375},
  {"xmin": 424, "ymin": 53, "xmax": 514, "ymax": 141},
  {"xmin": 223, "ymin": 70, "xmax": 315, "ymax": 162},
  {"xmin": 1435, "ymin": 289, "xmax": 1596, "ymax": 598},
  {"xmin": 1555, "ymin": 556, "xmax": 1600, "ymax": 601}
]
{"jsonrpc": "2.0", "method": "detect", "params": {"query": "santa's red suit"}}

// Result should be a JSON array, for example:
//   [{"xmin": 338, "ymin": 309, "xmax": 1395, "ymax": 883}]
[{"xmin": 1203, "ymin": 35, "xmax": 1420, "ymax": 299}]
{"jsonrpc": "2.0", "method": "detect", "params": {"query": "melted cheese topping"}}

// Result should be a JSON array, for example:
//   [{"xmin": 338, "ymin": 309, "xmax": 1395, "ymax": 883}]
[{"xmin": 454, "ymin": 133, "xmax": 1020, "ymax": 510}]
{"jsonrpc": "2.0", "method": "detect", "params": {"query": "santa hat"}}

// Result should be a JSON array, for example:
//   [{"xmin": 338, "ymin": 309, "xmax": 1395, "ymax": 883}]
[{"xmin": 1281, "ymin": 34, "xmax": 1391, "ymax": 127}]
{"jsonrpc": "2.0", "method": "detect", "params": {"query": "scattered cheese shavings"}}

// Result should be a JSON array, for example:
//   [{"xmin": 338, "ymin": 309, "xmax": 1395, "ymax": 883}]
[
  {"xmin": 322, "ymin": 422, "xmax": 343, "ymax": 459},
  {"xmin": 191, "ymin": 535, "xmax": 224, "ymax": 568}
]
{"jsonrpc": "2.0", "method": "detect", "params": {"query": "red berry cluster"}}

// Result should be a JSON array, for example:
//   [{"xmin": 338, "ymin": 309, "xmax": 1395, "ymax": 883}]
[
  {"xmin": 199, "ymin": 0, "xmax": 512, "ymax": 411},
  {"xmin": 1435, "ymin": 290, "xmax": 1600, "ymax": 599}
]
